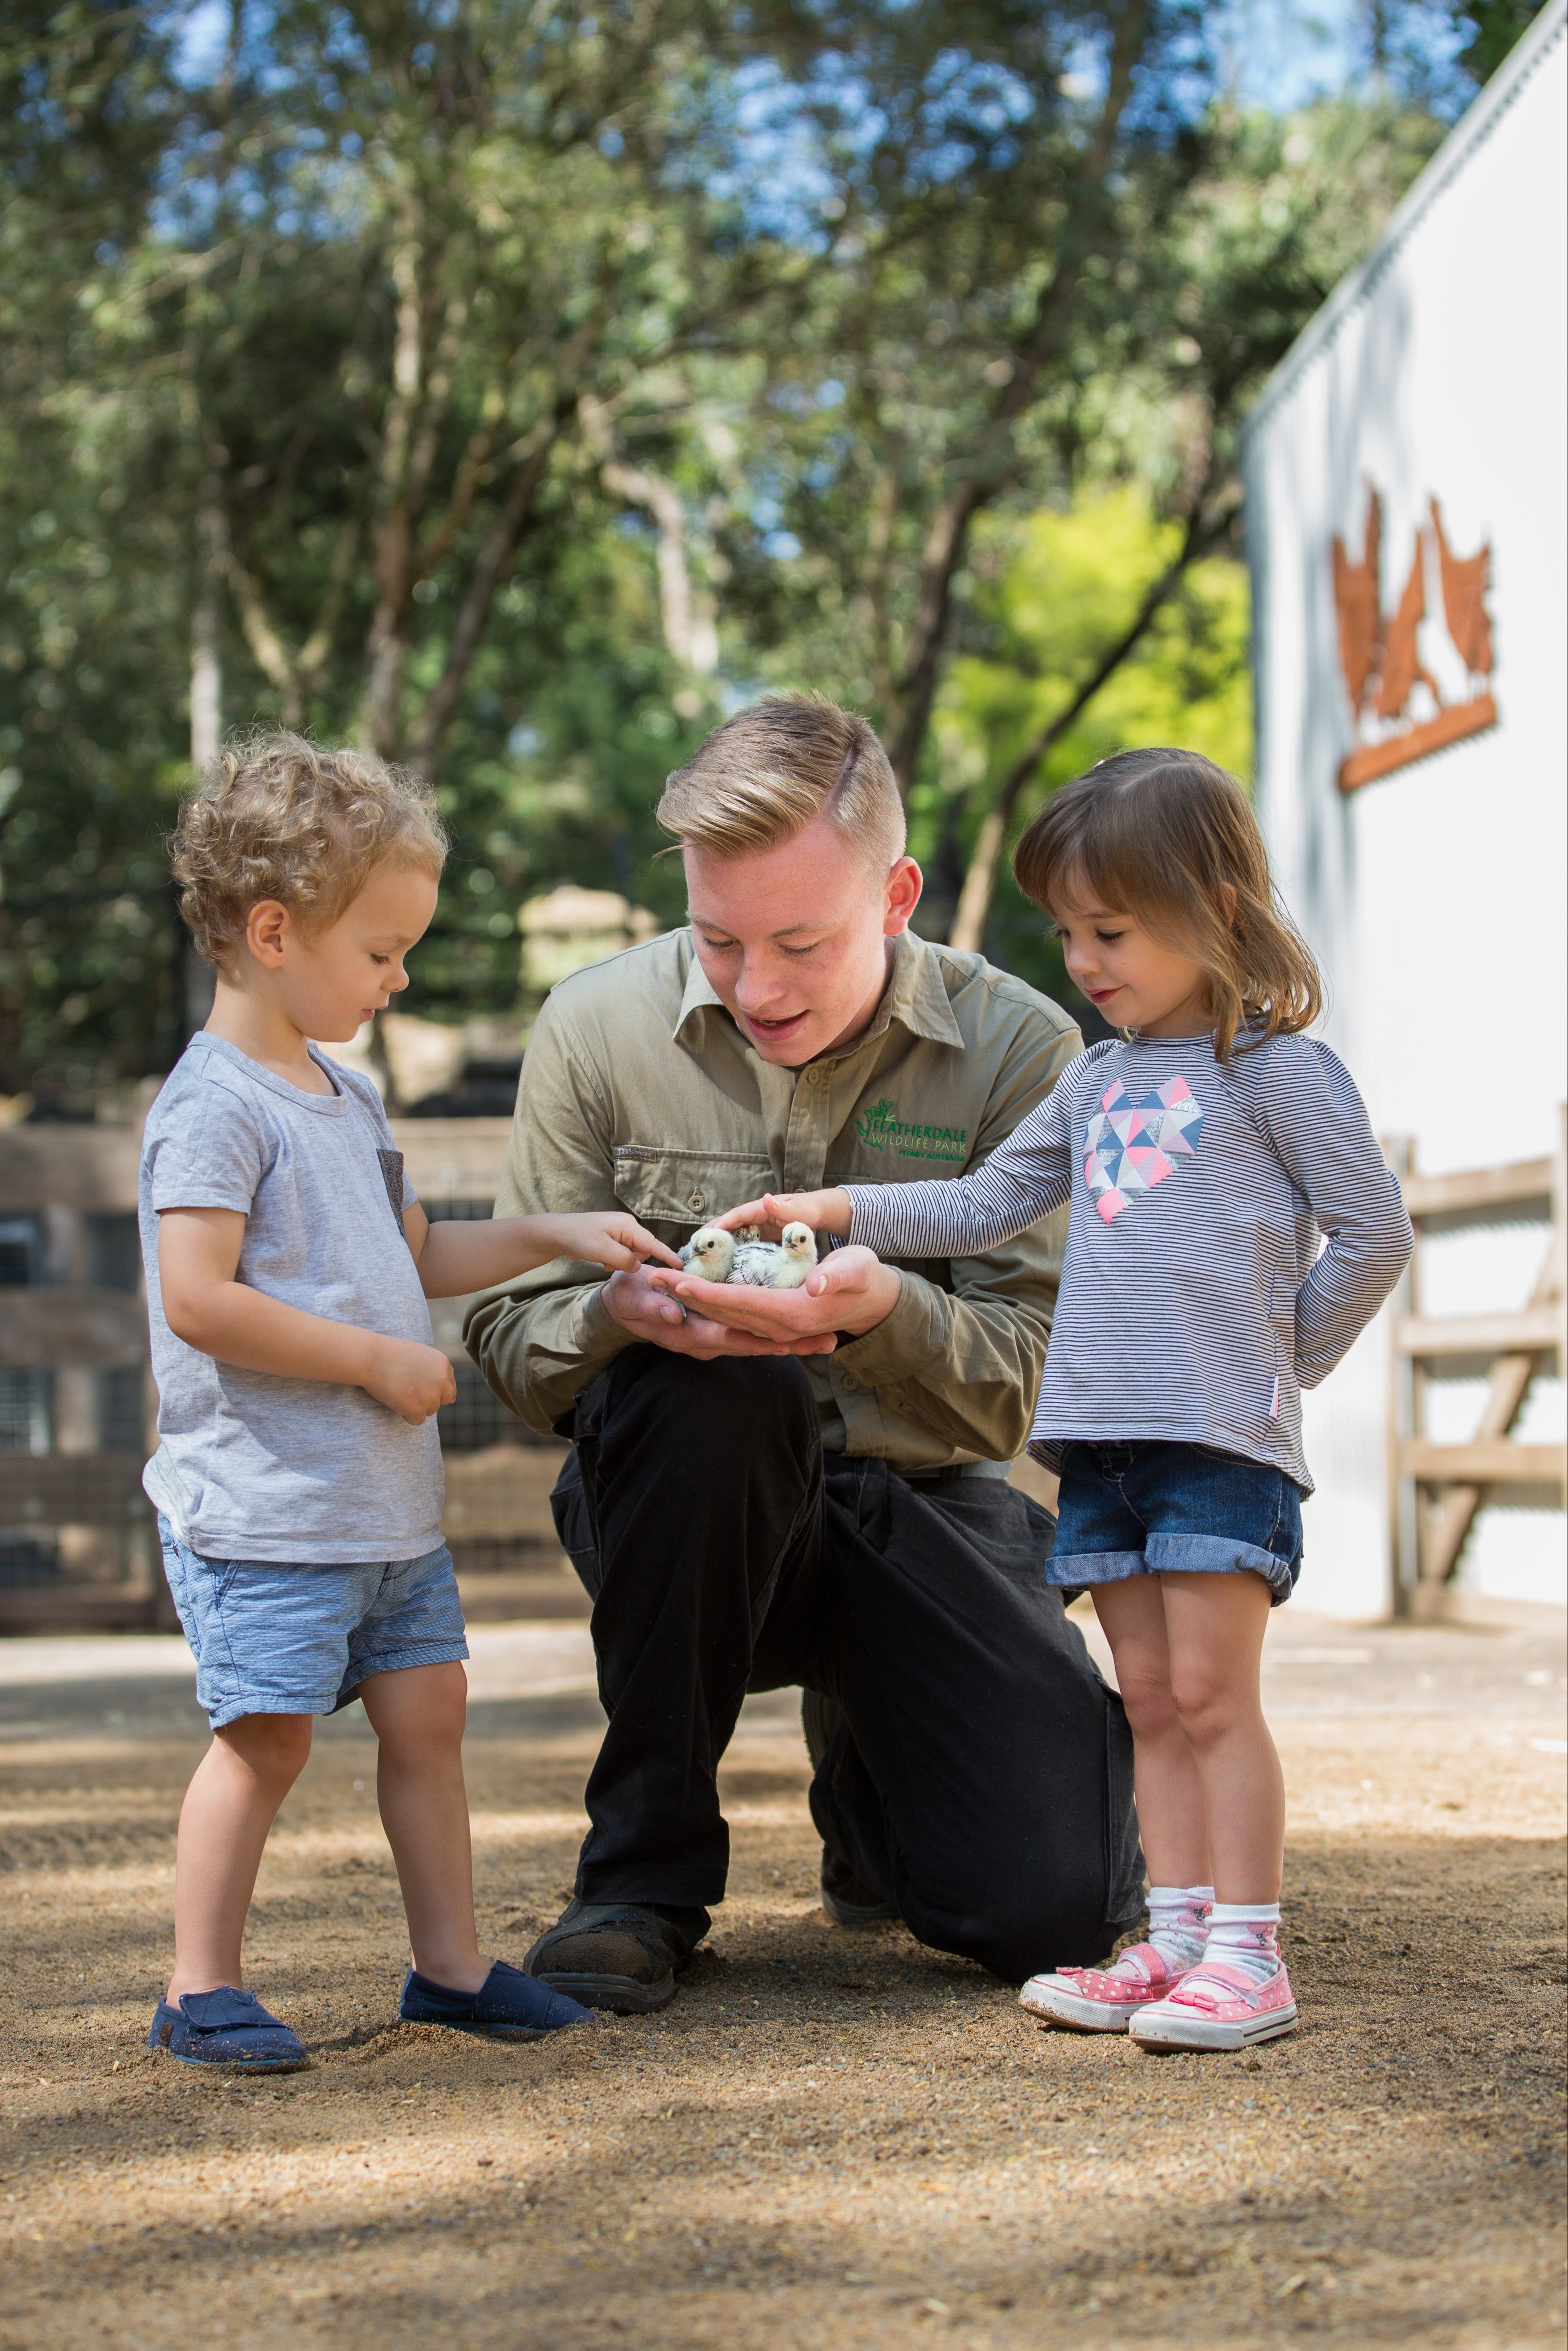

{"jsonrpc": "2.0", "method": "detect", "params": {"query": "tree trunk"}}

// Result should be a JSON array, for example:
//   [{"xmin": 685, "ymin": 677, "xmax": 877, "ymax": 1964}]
[
  {"xmin": 183, "ymin": 490, "xmax": 226, "ymax": 1037},
  {"xmin": 190, "ymin": 493, "xmax": 223, "ymax": 772},
  {"xmin": 400, "ymin": 412, "xmax": 566, "ymax": 771},
  {"xmin": 363, "ymin": 237, "xmax": 428, "ymax": 758},
  {"xmin": 883, "ymin": 0, "xmax": 1153, "ymax": 796}
]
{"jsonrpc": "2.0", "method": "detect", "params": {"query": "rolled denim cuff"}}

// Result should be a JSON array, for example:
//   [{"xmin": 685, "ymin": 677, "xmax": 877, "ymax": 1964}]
[{"xmin": 1145, "ymin": 1531, "xmax": 1298, "ymax": 1604}]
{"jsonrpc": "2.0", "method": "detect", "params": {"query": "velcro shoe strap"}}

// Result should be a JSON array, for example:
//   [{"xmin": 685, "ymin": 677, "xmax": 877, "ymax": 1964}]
[
  {"xmin": 1107, "ymin": 1942, "xmax": 1164, "ymax": 1988},
  {"xmin": 1171, "ymin": 1962, "xmax": 1266, "ymax": 2010},
  {"xmin": 180, "ymin": 1987, "xmax": 268, "ymax": 2031}
]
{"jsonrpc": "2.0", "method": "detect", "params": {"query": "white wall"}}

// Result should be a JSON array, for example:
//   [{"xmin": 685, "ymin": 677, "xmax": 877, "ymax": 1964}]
[{"xmin": 1246, "ymin": 6, "xmax": 1568, "ymax": 1615}]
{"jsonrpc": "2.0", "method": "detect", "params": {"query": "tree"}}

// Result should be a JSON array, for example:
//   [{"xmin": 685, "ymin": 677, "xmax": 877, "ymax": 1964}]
[
  {"xmin": 121, "ymin": 0, "xmax": 811, "ymax": 769},
  {"xmin": 930, "ymin": 485, "xmax": 1249, "ymax": 985},
  {"xmin": 0, "ymin": 1, "xmax": 1491, "ymax": 1099},
  {"xmin": 0, "ymin": 0, "xmax": 800, "ymax": 1093},
  {"xmin": 700, "ymin": 24, "xmax": 1451, "ymax": 962},
  {"xmin": 709, "ymin": 2, "xmax": 1214, "ymax": 789},
  {"xmin": 0, "ymin": 1, "xmax": 200, "ymax": 1093},
  {"xmin": 921, "ymin": 88, "xmax": 1450, "ymax": 947}
]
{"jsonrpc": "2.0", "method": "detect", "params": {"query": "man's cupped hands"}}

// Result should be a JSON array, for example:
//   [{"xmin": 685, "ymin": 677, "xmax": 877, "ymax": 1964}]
[{"xmin": 601, "ymin": 1245, "xmax": 901, "ymax": 1360}]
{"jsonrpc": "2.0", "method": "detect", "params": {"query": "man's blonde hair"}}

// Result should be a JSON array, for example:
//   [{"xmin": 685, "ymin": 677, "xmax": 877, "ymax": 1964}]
[
  {"xmin": 172, "ymin": 731, "xmax": 448, "ymax": 969},
  {"xmin": 656, "ymin": 695, "xmax": 906, "ymax": 870}
]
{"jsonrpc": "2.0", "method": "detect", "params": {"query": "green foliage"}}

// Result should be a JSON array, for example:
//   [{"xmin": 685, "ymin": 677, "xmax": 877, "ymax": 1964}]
[
  {"xmin": 719, "ymin": 82, "xmax": 1449, "ymax": 826},
  {"xmin": 402, "ymin": 527, "xmax": 717, "ymax": 1019},
  {"xmin": 1451, "ymin": 0, "xmax": 1548, "ymax": 81},
  {"xmin": 0, "ymin": 4, "xmax": 193, "ymax": 1089},
  {"xmin": 920, "ymin": 487, "xmax": 1251, "ymax": 1001},
  {"xmin": 938, "ymin": 490, "xmax": 1252, "ymax": 795}
]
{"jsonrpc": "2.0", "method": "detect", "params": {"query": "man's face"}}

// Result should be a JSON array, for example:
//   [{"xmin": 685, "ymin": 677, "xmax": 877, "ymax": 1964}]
[{"xmin": 686, "ymin": 815, "xmax": 923, "ymax": 1066}]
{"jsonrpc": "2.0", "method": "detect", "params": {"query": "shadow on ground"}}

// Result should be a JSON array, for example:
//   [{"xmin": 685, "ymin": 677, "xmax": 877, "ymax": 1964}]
[{"xmin": 0, "ymin": 1621, "xmax": 1563, "ymax": 2350}]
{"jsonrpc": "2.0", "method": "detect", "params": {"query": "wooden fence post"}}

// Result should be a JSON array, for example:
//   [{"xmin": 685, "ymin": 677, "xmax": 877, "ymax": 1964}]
[{"xmin": 1386, "ymin": 1111, "xmax": 1567, "ymax": 1622}]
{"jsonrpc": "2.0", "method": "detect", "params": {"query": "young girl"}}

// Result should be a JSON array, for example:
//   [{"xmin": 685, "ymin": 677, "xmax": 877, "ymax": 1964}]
[{"xmin": 721, "ymin": 748, "xmax": 1412, "ymax": 2052}]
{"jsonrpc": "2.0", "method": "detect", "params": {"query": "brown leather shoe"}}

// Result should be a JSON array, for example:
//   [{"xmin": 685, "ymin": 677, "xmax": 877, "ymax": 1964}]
[{"xmin": 521, "ymin": 1900, "xmax": 710, "ymax": 2014}]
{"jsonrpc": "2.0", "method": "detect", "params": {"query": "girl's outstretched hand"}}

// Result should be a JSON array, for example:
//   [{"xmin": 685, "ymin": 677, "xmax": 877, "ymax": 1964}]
[{"xmin": 714, "ymin": 1189, "xmax": 853, "ymax": 1241}]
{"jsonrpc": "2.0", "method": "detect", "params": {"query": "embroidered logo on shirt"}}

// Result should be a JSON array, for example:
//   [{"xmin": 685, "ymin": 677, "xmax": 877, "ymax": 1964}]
[
  {"xmin": 854, "ymin": 1097, "xmax": 967, "ymax": 1163},
  {"xmin": 1083, "ymin": 1077, "xmax": 1203, "ymax": 1223}
]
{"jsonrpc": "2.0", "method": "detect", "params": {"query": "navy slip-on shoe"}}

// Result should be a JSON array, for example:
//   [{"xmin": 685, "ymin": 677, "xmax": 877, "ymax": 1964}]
[
  {"xmin": 146, "ymin": 1986, "xmax": 308, "ymax": 2072},
  {"xmin": 398, "ymin": 1958, "xmax": 593, "ymax": 2040}
]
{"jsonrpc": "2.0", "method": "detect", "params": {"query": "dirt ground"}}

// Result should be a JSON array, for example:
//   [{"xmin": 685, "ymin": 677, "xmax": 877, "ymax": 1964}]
[{"xmin": 0, "ymin": 1598, "xmax": 1563, "ymax": 2351}]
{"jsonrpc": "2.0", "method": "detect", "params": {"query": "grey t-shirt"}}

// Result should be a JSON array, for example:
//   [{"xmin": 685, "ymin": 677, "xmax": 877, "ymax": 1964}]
[{"xmin": 139, "ymin": 1033, "xmax": 444, "ymax": 1563}]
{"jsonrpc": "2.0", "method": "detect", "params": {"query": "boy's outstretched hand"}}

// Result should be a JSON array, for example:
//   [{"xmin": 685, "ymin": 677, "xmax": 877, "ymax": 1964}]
[
  {"xmin": 527, "ymin": 1211, "xmax": 684, "ymax": 1274},
  {"xmin": 714, "ymin": 1188, "xmax": 853, "ymax": 1241},
  {"xmin": 410, "ymin": 1205, "xmax": 682, "ymax": 1298}
]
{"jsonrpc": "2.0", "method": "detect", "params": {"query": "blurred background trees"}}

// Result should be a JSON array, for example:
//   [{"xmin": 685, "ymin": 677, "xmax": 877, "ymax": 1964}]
[{"xmin": 0, "ymin": 0, "xmax": 1539, "ymax": 1104}]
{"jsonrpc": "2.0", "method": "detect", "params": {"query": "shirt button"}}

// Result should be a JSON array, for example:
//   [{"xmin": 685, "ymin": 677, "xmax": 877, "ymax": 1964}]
[
  {"xmin": 806, "ymin": 1069, "xmax": 822, "ymax": 1086},
  {"xmin": 840, "ymin": 1374, "xmax": 859, "ymax": 1393},
  {"xmin": 688, "ymin": 1192, "xmax": 704, "ymax": 1212}
]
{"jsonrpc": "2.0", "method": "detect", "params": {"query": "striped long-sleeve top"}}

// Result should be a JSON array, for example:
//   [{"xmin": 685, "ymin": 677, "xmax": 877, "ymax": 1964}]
[{"xmin": 843, "ymin": 1031, "xmax": 1413, "ymax": 1491}]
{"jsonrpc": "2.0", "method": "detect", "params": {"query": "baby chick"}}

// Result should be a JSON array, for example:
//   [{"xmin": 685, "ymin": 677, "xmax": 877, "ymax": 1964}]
[
  {"xmin": 729, "ymin": 1221, "xmax": 818, "ymax": 1289},
  {"xmin": 677, "ymin": 1224, "xmax": 737, "ymax": 1283}
]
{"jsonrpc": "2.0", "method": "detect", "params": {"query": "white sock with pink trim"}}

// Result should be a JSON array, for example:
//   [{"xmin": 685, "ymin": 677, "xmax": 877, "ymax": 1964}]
[
  {"xmin": 1200, "ymin": 1901, "xmax": 1283, "ymax": 1987},
  {"xmin": 1114, "ymin": 1883, "xmax": 1212, "ymax": 1979}
]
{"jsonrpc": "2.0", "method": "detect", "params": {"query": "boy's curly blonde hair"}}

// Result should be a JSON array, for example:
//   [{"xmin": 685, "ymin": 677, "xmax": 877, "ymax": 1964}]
[{"xmin": 172, "ymin": 732, "xmax": 448, "ymax": 970}]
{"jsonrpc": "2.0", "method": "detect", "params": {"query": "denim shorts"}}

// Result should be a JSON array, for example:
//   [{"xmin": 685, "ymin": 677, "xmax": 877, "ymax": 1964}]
[
  {"xmin": 1046, "ymin": 1441, "xmax": 1304, "ymax": 1607},
  {"xmin": 157, "ymin": 1515, "xmax": 469, "ymax": 1728}
]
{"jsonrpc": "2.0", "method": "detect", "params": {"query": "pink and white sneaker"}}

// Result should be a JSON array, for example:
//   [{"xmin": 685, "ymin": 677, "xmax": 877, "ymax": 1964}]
[
  {"xmin": 1019, "ymin": 1942, "xmax": 1195, "ymax": 2033},
  {"xmin": 1129, "ymin": 1959, "xmax": 1298, "ymax": 2051}
]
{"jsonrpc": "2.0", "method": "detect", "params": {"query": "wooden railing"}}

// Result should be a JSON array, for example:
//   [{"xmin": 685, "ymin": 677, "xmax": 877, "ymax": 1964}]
[
  {"xmin": 1385, "ymin": 1109, "xmax": 1567, "ymax": 1619},
  {"xmin": 0, "ymin": 1114, "xmax": 563, "ymax": 1632}
]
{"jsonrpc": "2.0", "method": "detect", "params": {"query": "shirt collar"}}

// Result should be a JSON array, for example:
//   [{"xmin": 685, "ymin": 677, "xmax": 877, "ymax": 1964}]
[
  {"xmin": 870, "ymin": 930, "xmax": 966, "ymax": 1050},
  {"xmin": 673, "ymin": 937, "xmax": 726, "ymax": 1038},
  {"xmin": 671, "ymin": 927, "xmax": 963, "ymax": 1058}
]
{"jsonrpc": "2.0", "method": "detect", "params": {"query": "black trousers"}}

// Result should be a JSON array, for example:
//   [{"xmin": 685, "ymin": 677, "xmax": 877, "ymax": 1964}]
[{"xmin": 549, "ymin": 1347, "xmax": 1142, "ymax": 1984}]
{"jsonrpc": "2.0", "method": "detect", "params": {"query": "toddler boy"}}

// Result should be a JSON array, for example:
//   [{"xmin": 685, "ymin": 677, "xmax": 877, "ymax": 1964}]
[{"xmin": 140, "ymin": 732, "xmax": 678, "ymax": 2070}]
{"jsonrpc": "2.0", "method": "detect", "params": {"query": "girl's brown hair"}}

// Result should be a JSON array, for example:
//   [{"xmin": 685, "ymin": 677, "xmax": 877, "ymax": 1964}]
[{"xmin": 1012, "ymin": 747, "xmax": 1322, "ymax": 1062}]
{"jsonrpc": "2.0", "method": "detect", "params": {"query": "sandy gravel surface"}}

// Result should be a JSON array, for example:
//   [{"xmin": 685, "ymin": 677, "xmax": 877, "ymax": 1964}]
[{"xmin": 0, "ymin": 1602, "xmax": 1562, "ymax": 2350}]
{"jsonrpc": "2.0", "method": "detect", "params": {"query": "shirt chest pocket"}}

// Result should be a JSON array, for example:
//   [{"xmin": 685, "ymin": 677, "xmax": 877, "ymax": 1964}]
[{"xmin": 612, "ymin": 1146, "xmax": 775, "ymax": 1235}]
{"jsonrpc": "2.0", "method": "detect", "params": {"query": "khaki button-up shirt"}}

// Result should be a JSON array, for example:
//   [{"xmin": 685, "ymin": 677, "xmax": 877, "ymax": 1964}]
[{"xmin": 464, "ymin": 927, "xmax": 1080, "ymax": 1472}]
